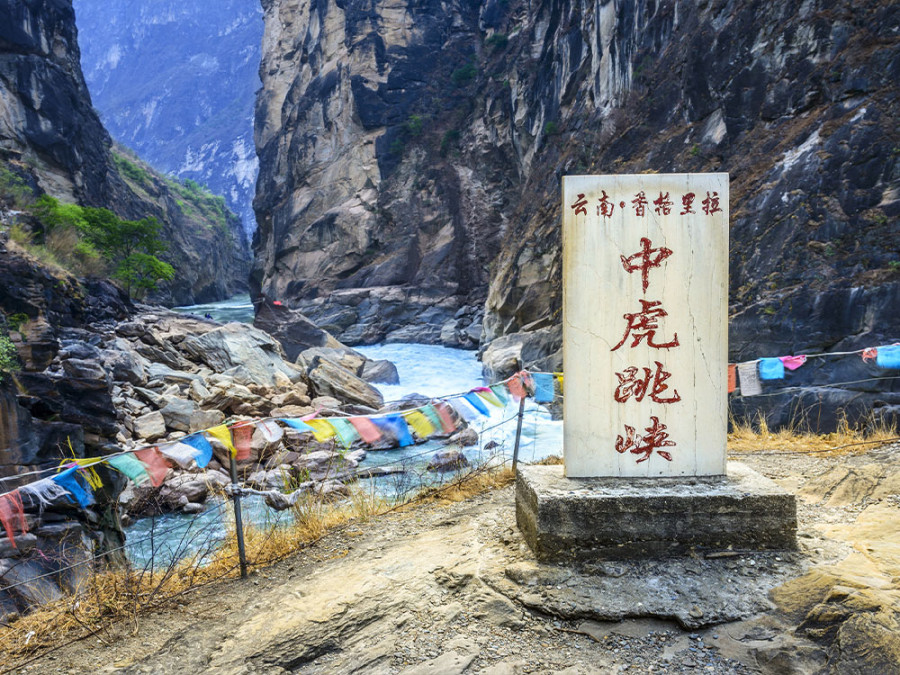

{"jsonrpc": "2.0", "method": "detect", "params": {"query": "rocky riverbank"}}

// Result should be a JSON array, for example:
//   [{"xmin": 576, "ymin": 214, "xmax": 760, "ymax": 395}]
[
  {"xmin": 34, "ymin": 441, "xmax": 900, "ymax": 674},
  {"xmin": 0, "ymin": 240, "xmax": 479, "ymax": 619}
]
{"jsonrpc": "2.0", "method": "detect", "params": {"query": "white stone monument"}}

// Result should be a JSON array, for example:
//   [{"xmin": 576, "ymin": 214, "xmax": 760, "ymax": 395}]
[
  {"xmin": 515, "ymin": 172, "xmax": 796, "ymax": 561},
  {"xmin": 561, "ymin": 173, "xmax": 729, "ymax": 478}
]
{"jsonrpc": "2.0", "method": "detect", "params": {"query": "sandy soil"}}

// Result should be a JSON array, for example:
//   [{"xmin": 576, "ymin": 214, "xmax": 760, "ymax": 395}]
[{"xmin": 11, "ymin": 443, "xmax": 900, "ymax": 674}]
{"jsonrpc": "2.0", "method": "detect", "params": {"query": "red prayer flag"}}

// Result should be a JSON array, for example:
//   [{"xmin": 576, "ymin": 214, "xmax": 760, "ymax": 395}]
[
  {"xmin": 231, "ymin": 423, "xmax": 254, "ymax": 461},
  {"xmin": 0, "ymin": 490, "xmax": 27, "ymax": 548},
  {"xmin": 349, "ymin": 417, "xmax": 382, "ymax": 444},
  {"xmin": 134, "ymin": 447, "xmax": 172, "ymax": 487},
  {"xmin": 507, "ymin": 374, "xmax": 527, "ymax": 401},
  {"xmin": 433, "ymin": 402, "xmax": 458, "ymax": 433},
  {"xmin": 727, "ymin": 364, "xmax": 737, "ymax": 393}
]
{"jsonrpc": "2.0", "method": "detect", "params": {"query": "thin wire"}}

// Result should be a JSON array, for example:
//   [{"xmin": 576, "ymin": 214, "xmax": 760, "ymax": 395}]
[{"xmin": 732, "ymin": 375, "xmax": 899, "ymax": 399}]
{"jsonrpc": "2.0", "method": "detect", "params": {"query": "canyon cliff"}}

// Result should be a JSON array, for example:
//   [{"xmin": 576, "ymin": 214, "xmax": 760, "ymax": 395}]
[
  {"xmin": 253, "ymin": 0, "xmax": 898, "ymax": 427},
  {"xmin": 0, "ymin": 0, "xmax": 250, "ymax": 305}
]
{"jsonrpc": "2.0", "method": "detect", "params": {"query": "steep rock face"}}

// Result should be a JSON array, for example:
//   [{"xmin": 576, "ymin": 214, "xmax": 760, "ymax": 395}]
[
  {"xmin": 74, "ymin": 0, "xmax": 263, "ymax": 239},
  {"xmin": 0, "ymin": 0, "xmax": 250, "ymax": 305},
  {"xmin": 252, "ymin": 0, "xmax": 500, "ymax": 344},
  {"xmin": 255, "ymin": 0, "xmax": 898, "ymax": 426}
]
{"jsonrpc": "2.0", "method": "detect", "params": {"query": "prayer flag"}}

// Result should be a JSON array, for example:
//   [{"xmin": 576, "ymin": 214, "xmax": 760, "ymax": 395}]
[
  {"xmin": 506, "ymin": 374, "xmax": 527, "ymax": 401},
  {"xmin": 473, "ymin": 387, "xmax": 504, "ymax": 408},
  {"xmin": 373, "ymin": 415, "xmax": 414, "ymax": 447},
  {"xmin": 780, "ymin": 355, "xmax": 807, "ymax": 371},
  {"xmin": 231, "ymin": 423, "xmax": 254, "ymax": 461},
  {"xmin": 532, "ymin": 373, "xmax": 555, "ymax": 403},
  {"xmin": 257, "ymin": 420, "xmax": 284, "ymax": 443},
  {"xmin": 862, "ymin": 347, "xmax": 878, "ymax": 363},
  {"xmin": 181, "ymin": 434, "xmax": 214, "ymax": 468},
  {"xmin": 759, "ymin": 358, "xmax": 785, "ymax": 380},
  {"xmin": 737, "ymin": 361, "xmax": 762, "ymax": 396},
  {"xmin": 206, "ymin": 424, "xmax": 236, "ymax": 457},
  {"xmin": 107, "ymin": 454, "xmax": 151, "ymax": 485},
  {"xmin": 159, "ymin": 442, "xmax": 202, "ymax": 469},
  {"xmin": 305, "ymin": 419, "xmax": 337, "ymax": 443},
  {"xmin": 876, "ymin": 345, "xmax": 900, "ymax": 369},
  {"xmin": 329, "ymin": 418, "xmax": 360, "ymax": 449},
  {"xmin": 489, "ymin": 384, "xmax": 509, "ymax": 406},
  {"xmin": 403, "ymin": 409, "xmax": 437, "ymax": 439},
  {"xmin": 422, "ymin": 404, "xmax": 452, "ymax": 434},
  {"xmin": 133, "ymin": 447, "xmax": 171, "ymax": 487},
  {"xmin": 727, "ymin": 364, "xmax": 737, "ymax": 393},
  {"xmin": 449, "ymin": 398, "xmax": 480, "ymax": 422},
  {"xmin": 72, "ymin": 459, "xmax": 104, "ymax": 489},
  {"xmin": 463, "ymin": 392, "xmax": 490, "ymax": 416},
  {"xmin": 19, "ymin": 478, "xmax": 71, "ymax": 512},
  {"xmin": 432, "ymin": 402, "xmax": 458, "ymax": 433},
  {"xmin": 349, "ymin": 417, "xmax": 382, "ymax": 444},
  {"xmin": 0, "ymin": 490, "xmax": 27, "ymax": 548},
  {"xmin": 281, "ymin": 418, "xmax": 315, "ymax": 432},
  {"xmin": 52, "ymin": 467, "xmax": 95, "ymax": 508}
]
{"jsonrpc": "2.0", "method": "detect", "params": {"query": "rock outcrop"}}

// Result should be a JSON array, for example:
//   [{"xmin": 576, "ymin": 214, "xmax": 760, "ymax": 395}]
[
  {"xmin": 0, "ymin": 0, "xmax": 250, "ymax": 305},
  {"xmin": 252, "ymin": 0, "xmax": 898, "ymax": 427}
]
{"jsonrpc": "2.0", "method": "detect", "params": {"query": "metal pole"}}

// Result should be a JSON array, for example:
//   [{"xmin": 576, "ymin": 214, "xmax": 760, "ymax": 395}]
[
  {"xmin": 511, "ymin": 395, "xmax": 526, "ymax": 472},
  {"xmin": 229, "ymin": 453, "xmax": 248, "ymax": 579}
]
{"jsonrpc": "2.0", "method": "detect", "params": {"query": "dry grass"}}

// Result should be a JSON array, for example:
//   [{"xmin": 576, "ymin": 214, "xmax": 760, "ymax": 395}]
[
  {"xmin": 728, "ymin": 412, "xmax": 899, "ymax": 456},
  {"xmin": 0, "ymin": 464, "xmax": 510, "ymax": 663}
]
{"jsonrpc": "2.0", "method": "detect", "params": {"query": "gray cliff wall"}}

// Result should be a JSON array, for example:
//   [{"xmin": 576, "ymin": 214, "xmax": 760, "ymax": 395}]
[
  {"xmin": 0, "ymin": 0, "xmax": 250, "ymax": 305},
  {"xmin": 254, "ymin": 0, "xmax": 898, "ymax": 428}
]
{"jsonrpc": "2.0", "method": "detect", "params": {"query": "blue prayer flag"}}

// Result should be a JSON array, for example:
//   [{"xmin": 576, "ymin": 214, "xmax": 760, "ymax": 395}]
[
  {"xmin": 372, "ymin": 415, "xmax": 414, "ymax": 447},
  {"xmin": 758, "ymin": 357, "xmax": 785, "ymax": 380},
  {"xmin": 181, "ymin": 434, "xmax": 214, "ymax": 468}
]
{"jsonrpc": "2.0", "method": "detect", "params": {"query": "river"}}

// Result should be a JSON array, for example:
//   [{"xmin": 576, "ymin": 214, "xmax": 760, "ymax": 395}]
[{"xmin": 125, "ymin": 296, "xmax": 561, "ymax": 567}]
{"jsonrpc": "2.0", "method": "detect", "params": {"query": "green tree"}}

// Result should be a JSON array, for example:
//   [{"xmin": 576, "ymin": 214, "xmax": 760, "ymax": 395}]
[
  {"xmin": 79, "ymin": 208, "xmax": 174, "ymax": 297},
  {"xmin": 0, "ymin": 335, "xmax": 19, "ymax": 383}
]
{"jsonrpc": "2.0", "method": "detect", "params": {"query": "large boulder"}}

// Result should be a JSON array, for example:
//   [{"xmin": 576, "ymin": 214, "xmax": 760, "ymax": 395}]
[
  {"xmin": 159, "ymin": 397, "xmax": 225, "ymax": 433},
  {"xmin": 180, "ymin": 322, "xmax": 305, "ymax": 389},
  {"xmin": 480, "ymin": 325, "xmax": 562, "ymax": 381},
  {"xmin": 253, "ymin": 299, "xmax": 339, "ymax": 362},
  {"xmin": 132, "ymin": 411, "xmax": 166, "ymax": 441},
  {"xmin": 305, "ymin": 356, "xmax": 384, "ymax": 410}
]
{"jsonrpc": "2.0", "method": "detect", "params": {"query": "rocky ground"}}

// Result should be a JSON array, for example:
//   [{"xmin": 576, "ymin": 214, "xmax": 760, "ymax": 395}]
[{"xmin": 20, "ymin": 441, "xmax": 900, "ymax": 674}]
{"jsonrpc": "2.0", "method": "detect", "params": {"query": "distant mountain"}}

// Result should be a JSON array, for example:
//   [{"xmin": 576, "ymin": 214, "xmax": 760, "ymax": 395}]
[
  {"xmin": 73, "ymin": 0, "xmax": 262, "ymax": 238},
  {"xmin": 0, "ymin": 0, "xmax": 250, "ymax": 305}
]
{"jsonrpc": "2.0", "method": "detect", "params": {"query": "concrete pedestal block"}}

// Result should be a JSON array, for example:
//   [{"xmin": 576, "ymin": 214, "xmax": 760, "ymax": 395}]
[{"xmin": 516, "ymin": 462, "xmax": 796, "ymax": 561}]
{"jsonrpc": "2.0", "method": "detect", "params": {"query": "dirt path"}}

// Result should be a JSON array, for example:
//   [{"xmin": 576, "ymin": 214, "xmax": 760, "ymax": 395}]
[{"xmin": 18, "ymin": 444, "xmax": 900, "ymax": 674}]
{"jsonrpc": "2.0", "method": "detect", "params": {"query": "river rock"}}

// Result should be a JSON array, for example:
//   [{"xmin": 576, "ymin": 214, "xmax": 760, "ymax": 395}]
[
  {"xmin": 160, "ymin": 397, "xmax": 224, "ymax": 433},
  {"xmin": 100, "ymin": 348, "xmax": 147, "ymax": 386},
  {"xmin": 180, "ymin": 322, "xmax": 305, "ymax": 389},
  {"xmin": 447, "ymin": 427, "xmax": 478, "ymax": 447},
  {"xmin": 427, "ymin": 449, "xmax": 469, "ymax": 473},
  {"xmin": 159, "ymin": 473, "xmax": 210, "ymax": 507},
  {"xmin": 306, "ymin": 357, "xmax": 384, "ymax": 410},
  {"xmin": 360, "ymin": 358, "xmax": 400, "ymax": 385},
  {"xmin": 133, "ymin": 411, "xmax": 166, "ymax": 441},
  {"xmin": 480, "ymin": 326, "xmax": 561, "ymax": 381},
  {"xmin": 253, "ymin": 298, "xmax": 336, "ymax": 361}
]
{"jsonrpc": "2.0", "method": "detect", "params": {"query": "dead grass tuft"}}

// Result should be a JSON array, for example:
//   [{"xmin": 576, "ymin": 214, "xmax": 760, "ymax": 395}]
[{"xmin": 728, "ymin": 412, "xmax": 898, "ymax": 456}]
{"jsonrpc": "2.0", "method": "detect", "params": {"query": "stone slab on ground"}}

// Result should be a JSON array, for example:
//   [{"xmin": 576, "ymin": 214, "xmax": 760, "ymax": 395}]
[{"xmin": 516, "ymin": 461, "xmax": 797, "ymax": 561}]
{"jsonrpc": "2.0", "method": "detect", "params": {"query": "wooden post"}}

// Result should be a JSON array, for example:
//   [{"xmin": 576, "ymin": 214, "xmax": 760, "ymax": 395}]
[
  {"xmin": 228, "ymin": 453, "xmax": 248, "ymax": 579},
  {"xmin": 511, "ymin": 395, "xmax": 526, "ymax": 472}
]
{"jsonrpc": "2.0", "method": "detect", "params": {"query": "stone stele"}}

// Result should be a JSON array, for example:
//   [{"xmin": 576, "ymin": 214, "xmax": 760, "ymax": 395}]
[{"xmin": 515, "ymin": 173, "xmax": 796, "ymax": 559}]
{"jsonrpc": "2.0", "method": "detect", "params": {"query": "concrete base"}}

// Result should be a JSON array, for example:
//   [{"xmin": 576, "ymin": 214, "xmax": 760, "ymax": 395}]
[{"xmin": 516, "ymin": 462, "xmax": 797, "ymax": 561}]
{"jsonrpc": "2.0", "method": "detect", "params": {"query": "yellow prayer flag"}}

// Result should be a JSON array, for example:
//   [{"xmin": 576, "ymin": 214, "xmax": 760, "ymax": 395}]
[
  {"xmin": 72, "ymin": 458, "xmax": 104, "ymax": 489},
  {"xmin": 305, "ymin": 419, "xmax": 337, "ymax": 443},
  {"xmin": 206, "ymin": 424, "xmax": 236, "ymax": 457},
  {"xmin": 403, "ymin": 410, "xmax": 436, "ymax": 439}
]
